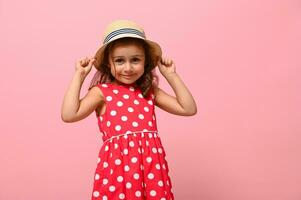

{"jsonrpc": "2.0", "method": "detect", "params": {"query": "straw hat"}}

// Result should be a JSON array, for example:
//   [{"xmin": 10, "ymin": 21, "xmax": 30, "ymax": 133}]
[{"xmin": 94, "ymin": 19, "xmax": 162, "ymax": 70}]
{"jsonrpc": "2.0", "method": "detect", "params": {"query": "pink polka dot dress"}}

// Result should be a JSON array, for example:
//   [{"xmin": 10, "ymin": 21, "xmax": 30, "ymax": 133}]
[{"xmin": 91, "ymin": 82, "xmax": 175, "ymax": 200}]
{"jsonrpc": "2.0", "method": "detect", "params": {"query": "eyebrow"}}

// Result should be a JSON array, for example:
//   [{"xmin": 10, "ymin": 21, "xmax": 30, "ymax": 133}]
[{"xmin": 113, "ymin": 55, "xmax": 144, "ymax": 59}]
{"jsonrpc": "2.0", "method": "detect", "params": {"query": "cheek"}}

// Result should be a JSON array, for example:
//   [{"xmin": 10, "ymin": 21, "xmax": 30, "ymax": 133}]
[
  {"xmin": 138, "ymin": 67, "xmax": 145, "ymax": 75},
  {"xmin": 109, "ymin": 65, "xmax": 118, "ymax": 76}
]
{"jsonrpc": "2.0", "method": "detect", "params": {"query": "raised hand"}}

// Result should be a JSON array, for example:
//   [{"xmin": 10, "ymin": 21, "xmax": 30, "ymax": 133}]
[
  {"xmin": 157, "ymin": 57, "xmax": 176, "ymax": 77},
  {"xmin": 75, "ymin": 56, "xmax": 96, "ymax": 77}
]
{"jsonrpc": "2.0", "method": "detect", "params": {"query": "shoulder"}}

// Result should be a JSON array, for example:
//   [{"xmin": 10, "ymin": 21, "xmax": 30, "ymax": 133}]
[
  {"xmin": 151, "ymin": 84, "xmax": 162, "ymax": 98},
  {"xmin": 88, "ymin": 84, "xmax": 105, "ymax": 101}
]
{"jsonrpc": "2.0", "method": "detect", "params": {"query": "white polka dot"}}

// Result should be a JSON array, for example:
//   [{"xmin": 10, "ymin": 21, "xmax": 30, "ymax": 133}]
[
  {"xmin": 123, "ymin": 94, "xmax": 129, "ymax": 99},
  {"xmin": 123, "ymin": 148, "xmax": 128, "ymax": 155},
  {"xmin": 99, "ymin": 116, "xmax": 103, "ymax": 121},
  {"xmin": 113, "ymin": 89, "xmax": 119, "ymax": 94},
  {"xmin": 110, "ymin": 110, "xmax": 117, "ymax": 116},
  {"xmin": 103, "ymin": 195, "xmax": 108, "ymax": 200},
  {"xmin": 150, "ymin": 190, "xmax": 156, "ymax": 196},
  {"xmin": 102, "ymin": 84, "xmax": 108, "ymax": 87},
  {"xmin": 148, "ymin": 121, "xmax": 153, "ymax": 127},
  {"xmin": 126, "ymin": 182, "xmax": 132, "ymax": 189},
  {"xmin": 124, "ymin": 165, "xmax": 130, "ymax": 172},
  {"xmin": 148, "ymin": 173, "xmax": 154, "ymax": 179},
  {"xmin": 106, "ymin": 96, "xmax": 113, "ymax": 101},
  {"xmin": 103, "ymin": 162, "xmax": 108, "ymax": 168},
  {"xmin": 106, "ymin": 121, "xmax": 111, "ymax": 127},
  {"xmin": 129, "ymin": 86, "xmax": 135, "ymax": 91},
  {"xmin": 133, "ymin": 173, "xmax": 140, "ymax": 179},
  {"xmin": 110, "ymin": 169, "xmax": 113, "ymax": 174},
  {"xmin": 138, "ymin": 93, "xmax": 143, "ymax": 98},
  {"xmin": 115, "ymin": 125, "xmax": 121, "ymax": 131},
  {"xmin": 138, "ymin": 114, "xmax": 144, "ymax": 119},
  {"xmin": 103, "ymin": 178, "xmax": 108, "ymax": 185},
  {"xmin": 134, "ymin": 99, "xmax": 140, "ymax": 105},
  {"xmin": 148, "ymin": 133, "xmax": 153, "ymax": 138},
  {"xmin": 152, "ymin": 147, "xmax": 157, "ymax": 153},
  {"xmin": 163, "ymin": 164, "xmax": 166, "ymax": 170},
  {"xmin": 93, "ymin": 191, "xmax": 99, "ymax": 197},
  {"xmin": 117, "ymin": 101, "xmax": 123, "ymax": 107},
  {"xmin": 156, "ymin": 164, "xmax": 161, "ymax": 170},
  {"xmin": 132, "ymin": 121, "xmax": 139, "ymax": 127},
  {"xmin": 146, "ymin": 157, "xmax": 152, "ymax": 163},
  {"xmin": 161, "ymin": 198, "xmax": 166, "ymax": 200},
  {"xmin": 146, "ymin": 140, "xmax": 149, "ymax": 146},
  {"xmin": 158, "ymin": 180, "xmax": 164, "ymax": 187},
  {"xmin": 135, "ymin": 191, "xmax": 141, "ymax": 197},
  {"xmin": 117, "ymin": 176, "xmax": 123, "ymax": 182},
  {"xmin": 129, "ymin": 141, "xmax": 135, "ymax": 147},
  {"xmin": 124, "ymin": 134, "xmax": 128, "ymax": 139},
  {"xmin": 139, "ymin": 140, "xmax": 142, "ymax": 146},
  {"xmin": 95, "ymin": 173, "xmax": 100, "ymax": 180},
  {"xmin": 148, "ymin": 100, "xmax": 153, "ymax": 105},
  {"xmin": 105, "ymin": 145, "xmax": 109, "ymax": 151},
  {"xmin": 152, "ymin": 115, "xmax": 156, "ymax": 120},
  {"xmin": 121, "ymin": 116, "xmax": 128, "ymax": 121},
  {"xmin": 128, "ymin": 107, "xmax": 134, "ymax": 112},
  {"xmin": 119, "ymin": 193, "xmax": 125, "ymax": 199},
  {"xmin": 115, "ymin": 159, "xmax": 121, "ymax": 165},
  {"xmin": 131, "ymin": 157, "xmax": 138, "ymax": 163},
  {"xmin": 166, "ymin": 180, "xmax": 169, "ymax": 185},
  {"xmin": 138, "ymin": 147, "xmax": 141, "ymax": 154},
  {"xmin": 109, "ymin": 185, "xmax": 115, "ymax": 192},
  {"xmin": 97, "ymin": 157, "xmax": 101, "ymax": 163},
  {"xmin": 158, "ymin": 148, "xmax": 163, "ymax": 153},
  {"xmin": 144, "ymin": 107, "xmax": 149, "ymax": 112},
  {"xmin": 114, "ymin": 143, "xmax": 118, "ymax": 149}
]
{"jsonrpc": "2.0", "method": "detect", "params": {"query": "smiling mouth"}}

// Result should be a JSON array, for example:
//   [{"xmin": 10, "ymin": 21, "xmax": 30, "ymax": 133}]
[{"xmin": 123, "ymin": 74, "xmax": 134, "ymax": 78}]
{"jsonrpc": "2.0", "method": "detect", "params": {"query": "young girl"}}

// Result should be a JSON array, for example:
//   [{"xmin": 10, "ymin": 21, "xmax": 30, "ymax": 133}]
[{"xmin": 61, "ymin": 20, "xmax": 197, "ymax": 200}]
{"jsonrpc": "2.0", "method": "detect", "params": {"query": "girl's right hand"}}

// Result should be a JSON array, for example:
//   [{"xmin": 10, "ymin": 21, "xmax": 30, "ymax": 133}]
[{"xmin": 75, "ymin": 56, "xmax": 96, "ymax": 77}]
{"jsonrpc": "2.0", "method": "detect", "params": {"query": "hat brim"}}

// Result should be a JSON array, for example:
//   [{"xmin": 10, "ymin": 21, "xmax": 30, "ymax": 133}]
[{"xmin": 94, "ymin": 36, "xmax": 162, "ymax": 71}]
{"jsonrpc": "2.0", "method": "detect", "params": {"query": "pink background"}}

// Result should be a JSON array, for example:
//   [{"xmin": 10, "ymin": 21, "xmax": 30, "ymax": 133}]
[{"xmin": 1, "ymin": 0, "xmax": 300, "ymax": 199}]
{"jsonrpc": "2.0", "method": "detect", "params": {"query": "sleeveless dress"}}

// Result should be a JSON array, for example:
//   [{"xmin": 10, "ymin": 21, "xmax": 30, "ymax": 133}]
[{"xmin": 90, "ymin": 82, "xmax": 175, "ymax": 200}]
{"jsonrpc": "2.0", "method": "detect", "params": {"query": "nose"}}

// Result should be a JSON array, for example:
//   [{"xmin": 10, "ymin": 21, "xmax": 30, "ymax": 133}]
[{"xmin": 124, "ymin": 61, "xmax": 133, "ymax": 72}]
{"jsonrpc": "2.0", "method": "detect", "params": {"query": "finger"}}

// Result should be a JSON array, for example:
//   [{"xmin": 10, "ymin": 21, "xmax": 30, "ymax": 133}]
[
  {"xmin": 78, "ymin": 57, "xmax": 84, "ymax": 63},
  {"xmin": 89, "ymin": 58, "xmax": 96, "ymax": 64},
  {"xmin": 157, "ymin": 59, "xmax": 162, "ymax": 66}
]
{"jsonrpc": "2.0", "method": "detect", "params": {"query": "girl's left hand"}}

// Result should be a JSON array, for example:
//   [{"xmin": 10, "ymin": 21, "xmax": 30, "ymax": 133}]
[{"xmin": 157, "ymin": 57, "xmax": 176, "ymax": 77}]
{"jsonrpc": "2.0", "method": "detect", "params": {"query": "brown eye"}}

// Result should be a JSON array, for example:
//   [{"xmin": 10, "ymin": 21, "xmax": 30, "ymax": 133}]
[{"xmin": 115, "ymin": 59, "xmax": 123, "ymax": 63}]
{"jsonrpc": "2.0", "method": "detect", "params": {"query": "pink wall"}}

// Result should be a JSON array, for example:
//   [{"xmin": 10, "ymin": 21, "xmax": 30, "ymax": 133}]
[{"xmin": 1, "ymin": 0, "xmax": 300, "ymax": 199}]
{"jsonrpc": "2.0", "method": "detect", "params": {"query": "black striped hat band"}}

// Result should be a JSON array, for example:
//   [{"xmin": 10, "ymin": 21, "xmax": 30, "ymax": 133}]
[{"xmin": 103, "ymin": 28, "xmax": 146, "ymax": 44}]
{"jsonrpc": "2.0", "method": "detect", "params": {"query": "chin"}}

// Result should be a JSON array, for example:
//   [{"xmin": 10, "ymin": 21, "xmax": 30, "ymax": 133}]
[{"xmin": 115, "ymin": 78, "xmax": 136, "ymax": 84}]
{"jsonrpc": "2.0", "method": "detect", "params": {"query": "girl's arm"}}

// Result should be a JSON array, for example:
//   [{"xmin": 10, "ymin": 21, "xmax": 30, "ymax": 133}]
[
  {"xmin": 153, "ymin": 58, "xmax": 197, "ymax": 116},
  {"xmin": 61, "ymin": 57, "xmax": 103, "ymax": 123}
]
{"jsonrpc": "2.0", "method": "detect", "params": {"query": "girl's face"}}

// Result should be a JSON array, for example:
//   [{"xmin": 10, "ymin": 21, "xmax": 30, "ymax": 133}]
[{"xmin": 108, "ymin": 42, "xmax": 145, "ymax": 85}]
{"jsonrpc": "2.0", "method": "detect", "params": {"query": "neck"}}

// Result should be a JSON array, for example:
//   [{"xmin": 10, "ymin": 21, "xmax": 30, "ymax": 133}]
[{"xmin": 111, "ymin": 80, "xmax": 138, "ymax": 87}]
